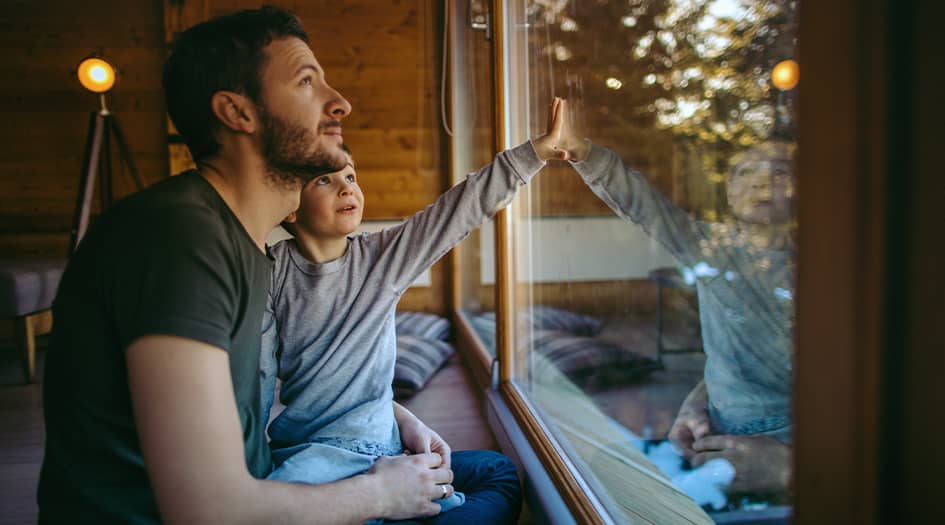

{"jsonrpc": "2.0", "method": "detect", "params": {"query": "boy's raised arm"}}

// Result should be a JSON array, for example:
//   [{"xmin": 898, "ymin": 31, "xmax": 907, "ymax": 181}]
[{"xmin": 370, "ymin": 98, "xmax": 577, "ymax": 292}]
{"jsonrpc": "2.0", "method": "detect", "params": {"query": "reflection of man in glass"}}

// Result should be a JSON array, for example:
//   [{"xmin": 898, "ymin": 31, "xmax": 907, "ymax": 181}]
[{"xmin": 565, "ymin": 135, "xmax": 794, "ymax": 495}]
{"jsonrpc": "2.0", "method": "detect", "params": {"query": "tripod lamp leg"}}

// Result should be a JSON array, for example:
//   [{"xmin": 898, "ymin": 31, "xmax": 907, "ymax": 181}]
[{"xmin": 69, "ymin": 112, "xmax": 106, "ymax": 254}]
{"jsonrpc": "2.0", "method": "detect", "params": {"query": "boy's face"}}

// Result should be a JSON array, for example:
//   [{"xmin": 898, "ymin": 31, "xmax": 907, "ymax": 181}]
[
  {"xmin": 726, "ymin": 147, "xmax": 794, "ymax": 225},
  {"xmin": 290, "ymin": 162, "xmax": 364, "ymax": 239},
  {"xmin": 255, "ymin": 37, "xmax": 352, "ymax": 187}
]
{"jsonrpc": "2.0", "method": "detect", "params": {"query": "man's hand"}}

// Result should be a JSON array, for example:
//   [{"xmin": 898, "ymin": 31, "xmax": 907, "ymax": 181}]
[
  {"xmin": 532, "ymin": 98, "xmax": 590, "ymax": 162},
  {"xmin": 367, "ymin": 453, "xmax": 454, "ymax": 521},
  {"xmin": 691, "ymin": 434, "xmax": 792, "ymax": 494},
  {"xmin": 668, "ymin": 381, "xmax": 711, "ymax": 459}
]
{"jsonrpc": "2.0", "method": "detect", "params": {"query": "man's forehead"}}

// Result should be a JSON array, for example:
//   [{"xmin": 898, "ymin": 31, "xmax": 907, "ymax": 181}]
[{"xmin": 264, "ymin": 37, "xmax": 320, "ymax": 76}]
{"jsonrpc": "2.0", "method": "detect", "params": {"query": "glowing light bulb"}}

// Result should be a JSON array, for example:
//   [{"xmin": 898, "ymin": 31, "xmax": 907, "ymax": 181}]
[
  {"xmin": 771, "ymin": 59, "xmax": 799, "ymax": 91},
  {"xmin": 90, "ymin": 66, "xmax": 107, "ymax": 82},
  {"xmin": 77, "ymin": 57, "xmax": 117, "ymax": 93},
  {"xmin": 605, "ymin": 77, "xmax": 623, "ymax": 90}
]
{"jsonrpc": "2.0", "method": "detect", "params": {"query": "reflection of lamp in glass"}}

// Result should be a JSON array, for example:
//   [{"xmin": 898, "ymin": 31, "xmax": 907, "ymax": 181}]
[
  {"xmin": 771, "ymin": 59, "xmax": 799, "ymax": 140},
  {"xmin": 771, "ymin": 59, "xmax": 800, "ymax": 91},
  {"xmin": 70, "ymin": 54, "xmax": 143, "ymax": 253}
]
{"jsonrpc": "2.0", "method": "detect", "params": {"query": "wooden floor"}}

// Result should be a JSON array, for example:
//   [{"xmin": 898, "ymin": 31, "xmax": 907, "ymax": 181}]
[{"xmin": 0, "ymin": 342, "xmax": 495, "ymax": 525}]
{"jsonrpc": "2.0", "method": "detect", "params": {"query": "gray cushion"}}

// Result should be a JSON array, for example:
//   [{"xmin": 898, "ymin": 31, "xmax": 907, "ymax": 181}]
[
  {"xmin": 522, "ymin": 305, "xmax": 603, "ymax": 336},
  {"xmin": 528, "ymin": 329, "xmax": 659, "ymax": 392},
  {"xmin": 393, "ymin": 335, "xmax": 455, "ymax": 399},
  {"xmin": 0, "ymin": 259, "xmax": 67, "ymax": 318},
  {"xmin": 395, "ymin": 311, "xmax": 451, "ymax": 341}
]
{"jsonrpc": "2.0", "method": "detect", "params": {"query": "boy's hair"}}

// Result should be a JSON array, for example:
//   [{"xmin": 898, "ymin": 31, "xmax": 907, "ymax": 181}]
[
  {"xmin": 163, "ymin": 6, "xmax": 308, "ymax": 162},
  {"xmin": 280, "ymin": 144, "xmax": 354, "ymax": 236}
]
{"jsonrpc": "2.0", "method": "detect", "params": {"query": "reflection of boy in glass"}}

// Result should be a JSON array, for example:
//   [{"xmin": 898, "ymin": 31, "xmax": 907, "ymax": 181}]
[{"xmin": 562, "ymin": 133, "xmax": 794, "ymax": 495}]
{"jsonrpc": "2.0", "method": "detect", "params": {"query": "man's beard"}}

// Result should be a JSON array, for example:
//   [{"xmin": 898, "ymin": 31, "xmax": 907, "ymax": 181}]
[{"xmin": 258, "ymin": 105, "xmax": 345, "ymax": 189}]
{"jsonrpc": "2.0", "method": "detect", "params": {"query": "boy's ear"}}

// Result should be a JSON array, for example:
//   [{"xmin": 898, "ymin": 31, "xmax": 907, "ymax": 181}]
[{"xmin": 210, "ymin": 91, "xmax": 257, "ymax": 134}]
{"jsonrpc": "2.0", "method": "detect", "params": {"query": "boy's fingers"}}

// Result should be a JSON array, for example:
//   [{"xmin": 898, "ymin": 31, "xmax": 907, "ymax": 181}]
[
  {"xmin": 414, "ymin": 452, "xmax": 445, "ymax": 468},
  {"xmin": 546, "ymin": 97, "xmax": 560, "ymax": 134}
]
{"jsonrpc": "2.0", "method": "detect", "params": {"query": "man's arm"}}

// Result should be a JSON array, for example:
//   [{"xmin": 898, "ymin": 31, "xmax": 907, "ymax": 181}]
[
  {"xmin": 127, "ymin": 335, "xmax": 450, "ymax": 524},
  {"xmin": 691, "ymin": 434, "xmax": 792, "ymax": 494}
]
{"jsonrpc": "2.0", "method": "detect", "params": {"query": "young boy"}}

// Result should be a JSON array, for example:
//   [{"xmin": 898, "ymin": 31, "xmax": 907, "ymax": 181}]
[{"xmin": 260, "ymin": 98, "xmax": 573, "ymax": 524}]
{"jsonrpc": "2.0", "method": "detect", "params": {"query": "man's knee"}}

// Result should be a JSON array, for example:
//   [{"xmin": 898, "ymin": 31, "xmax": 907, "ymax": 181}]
[{"xmin": 452, "ymin": 450, "xmax": 519, "ymax": 487}]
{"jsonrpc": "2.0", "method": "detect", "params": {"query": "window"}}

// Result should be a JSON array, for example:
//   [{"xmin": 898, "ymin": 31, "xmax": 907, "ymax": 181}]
[
  {"xmin": 453, "ymin": 0, "xmax": 799, "ymax": 522},
  {"xmin": 448, "ymin": 0, "xmax": 499, "ymax": 377}
]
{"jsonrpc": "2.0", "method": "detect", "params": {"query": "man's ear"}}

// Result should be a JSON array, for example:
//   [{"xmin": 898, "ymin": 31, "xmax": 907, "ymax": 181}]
[{"xmin": 210, "ymin": 91, "xmax": 257, "ymax": 134}]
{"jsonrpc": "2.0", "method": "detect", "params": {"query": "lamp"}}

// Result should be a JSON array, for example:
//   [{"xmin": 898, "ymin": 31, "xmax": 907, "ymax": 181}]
[
  {"xmin": 771, "ymin": 59, "xmax": 799, "ymax": 141},
  {"xmin": 70, "ymin": 54, "xmax": 144, "ymax": 253},
  {"xmin": 771, "ymin": 59, "xmax": 800, "ymax": 91}
]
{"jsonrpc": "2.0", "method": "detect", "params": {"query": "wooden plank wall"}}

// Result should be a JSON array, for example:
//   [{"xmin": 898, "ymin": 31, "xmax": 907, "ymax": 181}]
[
  {"xmin": 1, "ymin": 0, "xmax": 450, "ymax": 315},
  {"xmin": 0, "ymin": 0, "xmax": 169, "ymax": 260},
  {"xmin": 163, "ymin": 0, "xmax": 449, "ymax": 315}
]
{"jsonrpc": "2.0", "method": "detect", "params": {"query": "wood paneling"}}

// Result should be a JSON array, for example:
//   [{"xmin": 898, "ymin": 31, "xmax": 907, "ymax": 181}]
[
  {"xmin": 161, "ymin": 1, "xmax": 450, "ymax": 314},
  {"xmin": 1, "ymin": 0, "xmax": 169, "ymax": 259},
  {"xmin": 401, "ymin": 354, "xmax": 497, "ymax": 452},
  {"xmin": 477, "ymin": 279, "xmax": 660, "ymax": 320}
]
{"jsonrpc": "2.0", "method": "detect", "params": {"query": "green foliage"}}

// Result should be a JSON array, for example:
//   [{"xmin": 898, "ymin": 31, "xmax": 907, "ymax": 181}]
[{"xmin": 527, "ymin": 0, "xmax": 796, "ymax": 217}]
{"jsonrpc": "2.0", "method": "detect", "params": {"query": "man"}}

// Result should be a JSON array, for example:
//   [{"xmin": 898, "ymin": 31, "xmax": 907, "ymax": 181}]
[{"xmin": 39, "ymin": 7, "xmax": 452, "ymax": 523}]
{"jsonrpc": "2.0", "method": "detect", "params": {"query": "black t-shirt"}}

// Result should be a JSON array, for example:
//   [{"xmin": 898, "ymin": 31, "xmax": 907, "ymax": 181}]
[{"xmin": 38, "ymin": 171, "xmax": 273, "ymax": 524}]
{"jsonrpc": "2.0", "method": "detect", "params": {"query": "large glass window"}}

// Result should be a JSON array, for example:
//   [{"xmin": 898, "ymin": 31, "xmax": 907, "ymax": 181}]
[{"xmin": 501, "ymin": 1, "xmax": 798, "ymax": 522}]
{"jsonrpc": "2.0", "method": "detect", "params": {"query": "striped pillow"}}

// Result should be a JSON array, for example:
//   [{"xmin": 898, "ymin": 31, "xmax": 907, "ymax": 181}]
[
  {"xmin": 393, "ymin": 335, "xmax": 455, "ymax": 399},
  {"xmin": 529, "ymin": 330, "xmax": 659, "ymax": 392},
  {"xmin": 469, "ymin": 312, "xmax": 497, "ymax": 353},
  {"xmin": 522, "ymin": 305, "xmax": 603, "ymax": 336},
  {"xmin": 395, "ymin": 311, "xmax": 451, "ymax": 341}
]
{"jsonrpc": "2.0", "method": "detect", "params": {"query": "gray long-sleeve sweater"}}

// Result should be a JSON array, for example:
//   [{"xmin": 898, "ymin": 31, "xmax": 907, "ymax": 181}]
[{"xmin": 260, "ymin": 141, "xmax": 545, "ymax": 484}]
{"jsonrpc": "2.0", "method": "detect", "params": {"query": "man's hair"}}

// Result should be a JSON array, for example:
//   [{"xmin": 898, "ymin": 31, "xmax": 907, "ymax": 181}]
[{"xmin": 163, "ymin": 6, "xmax": 308, "ymax": 162}]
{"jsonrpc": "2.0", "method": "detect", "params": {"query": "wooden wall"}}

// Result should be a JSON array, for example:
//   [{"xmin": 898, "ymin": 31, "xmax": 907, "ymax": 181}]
[
  {"xmin": 2, "ymin": 0, "xmax": 450, "ymax": 315},
  {"xmin": 0, "ymin": 0, "xmax": 169, "ymax": 260},
  {"xmin": 163, "ymin": 0, "xmax": 450, "ymax": 315}
]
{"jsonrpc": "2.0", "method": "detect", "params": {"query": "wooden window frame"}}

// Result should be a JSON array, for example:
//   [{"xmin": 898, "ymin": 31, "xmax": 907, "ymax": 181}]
[{"xmin": 451, "ymin": 0, "xmax": 943, "ymax": 523}]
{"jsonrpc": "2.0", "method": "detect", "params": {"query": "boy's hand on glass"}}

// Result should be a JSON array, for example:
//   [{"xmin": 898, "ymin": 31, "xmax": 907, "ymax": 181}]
[
  {"xmin": 690, "ymin": 434, "xmax": 792, "ymax": 494},
  {"xmin": 533, "ymin": 97, "xmax": 589, "ymax": 162}
]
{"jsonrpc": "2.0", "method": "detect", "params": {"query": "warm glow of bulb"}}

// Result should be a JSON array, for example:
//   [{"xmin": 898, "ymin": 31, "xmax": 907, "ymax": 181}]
[
  {"xmin": 605, "ymin": 77, "xmax": 623, "ymax": 90},
  {"xmin": 771, "ymin": 59, "xmax": 799, "ymax": 91},
  {"xmin": 77, "ymin": 57, "xmax": 116, "ymax": 93}
]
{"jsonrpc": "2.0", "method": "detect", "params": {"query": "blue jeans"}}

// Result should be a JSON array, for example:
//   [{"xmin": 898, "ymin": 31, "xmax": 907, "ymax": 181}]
[{"xmin": 386, "ymin": 450, "xmax": 522, "ymax": 525}]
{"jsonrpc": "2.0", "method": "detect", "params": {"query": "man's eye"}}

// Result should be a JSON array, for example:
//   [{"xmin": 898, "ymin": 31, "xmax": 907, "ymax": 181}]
[{"xmin": 300, "ymin": 77, "xmax": 312, "ymax": 86}]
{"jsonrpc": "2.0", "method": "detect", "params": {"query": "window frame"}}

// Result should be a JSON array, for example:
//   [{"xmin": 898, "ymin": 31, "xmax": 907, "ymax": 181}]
[{"xmin": 447, "ymin": 0, "xmax": 905, "ymax": 523}]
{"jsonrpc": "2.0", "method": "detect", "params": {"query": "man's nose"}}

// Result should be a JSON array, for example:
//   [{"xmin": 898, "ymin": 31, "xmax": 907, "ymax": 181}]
[{"xmin": 326, "ymin": 86, "xmax": 352, "ymax": 118}]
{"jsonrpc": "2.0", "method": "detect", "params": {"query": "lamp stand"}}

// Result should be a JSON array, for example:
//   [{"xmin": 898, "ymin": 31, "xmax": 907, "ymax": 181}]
[{"xmin": 69, "ymin": 95, "xmax": 143, "ymax": 254}]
